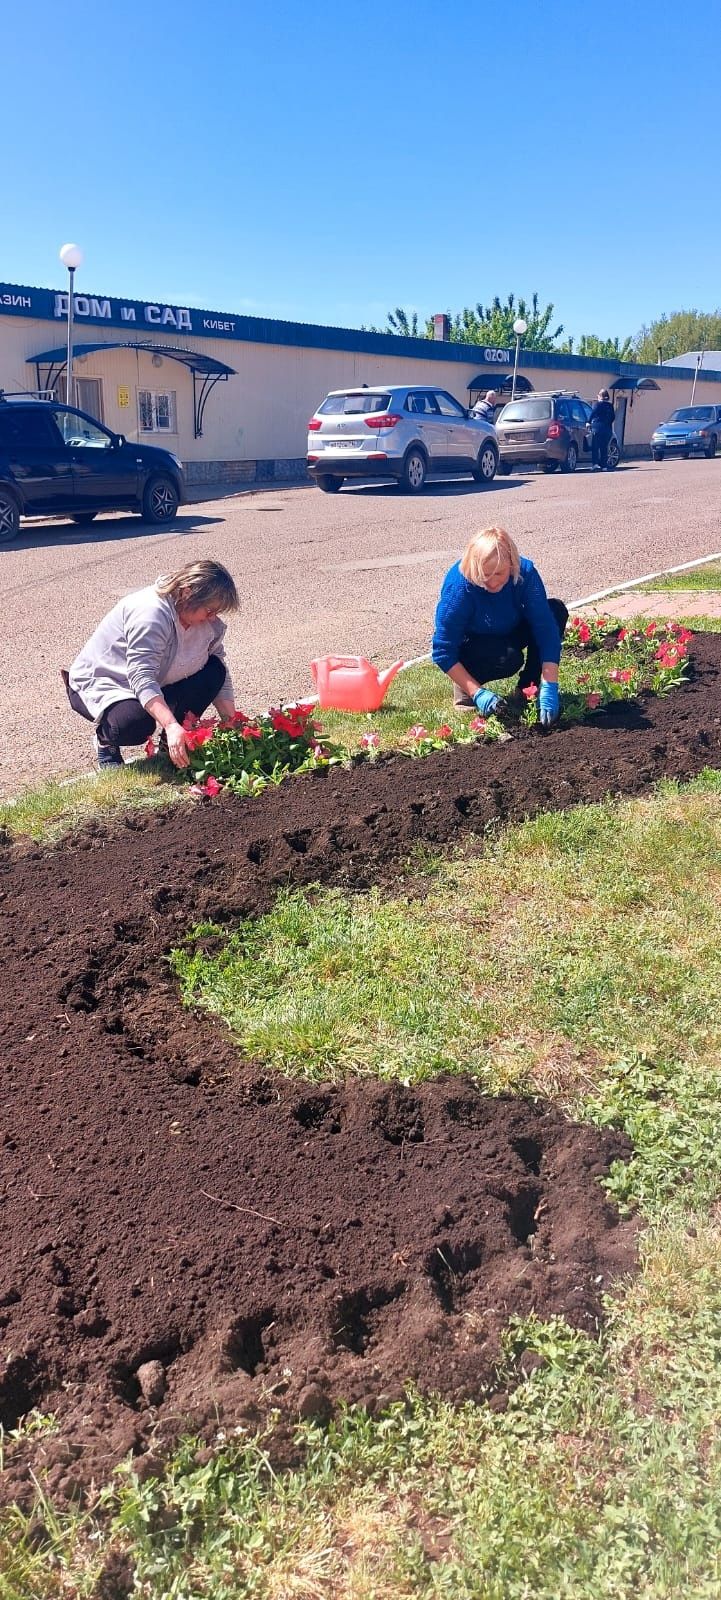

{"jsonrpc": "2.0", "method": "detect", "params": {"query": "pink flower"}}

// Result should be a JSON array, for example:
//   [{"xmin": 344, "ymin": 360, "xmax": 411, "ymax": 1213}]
[
  {"xmin": 408, "ymin": 724, "xmax": 429, "ymax": 740},
  {"xmin": 360, "ymin": 730, "xmax": 380, "ymax": 749},
  {"xmin": 311, "ymin": 741, "xmax": 325, "ymax": 758},
  {"xmin": 522, "ymin": 683, "xmax": 538, "ymax": 700},
  {"xmin": 469, "ymin": 715, "xmax": 487, "ymax": 733},
  {"xmin": 190, "ymin": 777, "xmax": 221, "ymax": 798},
  {"xmin": 434, "ymin": 724, "xmax": 453, "ymax": 739},
  {"xmin": 608, "ymin": 668, "xmax": 622, "ymax": 682},
  {"xmin": 144, "ymin": 737, "xmax": 156, "ymax": 758},
  {"xmin": 619, "ymin": 669, "xmax": 634, "ymax": 683},
  {"xmin": 586, "ymin": 692, "xmax": 602, "ymax": 709}
]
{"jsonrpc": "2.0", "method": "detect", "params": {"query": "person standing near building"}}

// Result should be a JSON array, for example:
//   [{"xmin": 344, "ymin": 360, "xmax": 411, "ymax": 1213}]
[
  {"xmin": 472, "ymin": 390, "xmax": 498, "ymax": 424},
  {"xmin": 589, "ymin": 388, "xmax": 616, "ymax": 471}
]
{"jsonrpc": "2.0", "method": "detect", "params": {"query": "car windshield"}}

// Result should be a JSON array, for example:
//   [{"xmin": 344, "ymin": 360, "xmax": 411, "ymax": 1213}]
[
  {"xmin": 318, "ymin": 393, "xmax": 391, "ymax": 415},
  {"xmin": 667, "ymin": 407, "xmax": 714, "ymax": 424},
  {"xmin": 498, "ymin": 399, "xmax": 553, "ymax": 422}
]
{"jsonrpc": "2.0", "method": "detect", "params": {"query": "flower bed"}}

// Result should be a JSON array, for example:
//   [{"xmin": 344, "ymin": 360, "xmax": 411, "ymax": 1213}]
[{"xmin": 164, "ymin": 617, "xmax": 694, "ymax": 798}]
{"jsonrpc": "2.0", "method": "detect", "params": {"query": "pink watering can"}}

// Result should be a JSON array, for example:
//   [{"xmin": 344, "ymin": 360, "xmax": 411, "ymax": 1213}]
[{"xmin": 310, "ymin": 654, "xmax": 404, "ymax": 713}]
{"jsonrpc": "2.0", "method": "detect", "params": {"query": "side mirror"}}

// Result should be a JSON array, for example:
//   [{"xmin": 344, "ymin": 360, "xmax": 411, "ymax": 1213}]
[{"xmin": 114, "ymin": 433, "xmax": 126, "ymax": 448}]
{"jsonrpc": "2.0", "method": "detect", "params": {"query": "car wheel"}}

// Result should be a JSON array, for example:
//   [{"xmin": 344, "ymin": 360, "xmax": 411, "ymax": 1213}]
[
  {"xmin": 652, "ymin": 450, "xmax": 664, "ymax": 462},
  {"xmin": 316, "ymin": 475, "xmax": 344, "ymax": 493},
  {"xmin": 606, "ymin": 439, "xmax": 620, "ymax": 470},
  {"xmin": 141, "ymin": 475, "xmax": 180, "ymax": 524},
  {"xmin": 0, "ymin": 488, "xmax": 21, "ymax": 542},
  {"xmin": 497, "ymin": 462, "xmax": 513, "ymax": 476},
  {"xmin": 561, "ymin": 443, "xmax": 578, "ymax": 474},
  {"xmin": 705, "ymin": 435, "xmax": 717, "ymax": 459},
  {"xmin": 400, "ymin": 449, "xmax": 427, "ymax": 493},
  {"xmin": 543, "ymin": 461, "xmax": 559, "ymax": 474},
  {"xmin": 682, "ymin": 451, "xmax": 690, "ymax": 459},
  {"xmin": 472, "ymin": 442, "xmax": 498, "ymax": 484},
  {"xmin": 71, "ymin": 512, "xmax": 97, "ymax": 525}
]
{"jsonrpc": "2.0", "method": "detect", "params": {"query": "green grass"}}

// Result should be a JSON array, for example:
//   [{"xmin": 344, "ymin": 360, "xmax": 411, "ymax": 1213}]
[
  {"xmin": 634, "ymin": 560, "xmax": 721, "ymax": 593},
  {"xmin": 0, "ymin": 756, "xmax": 183, "ymax": 841}
]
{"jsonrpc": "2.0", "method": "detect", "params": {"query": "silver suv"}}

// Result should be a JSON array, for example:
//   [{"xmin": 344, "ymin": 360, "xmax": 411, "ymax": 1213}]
[
  {"xmin": 307, "ymin": 384, "xmax": 498, "ymax": 493},
  {"xmin": 496, "ymin": 391, "xmax": 620, "ymax": 474}
]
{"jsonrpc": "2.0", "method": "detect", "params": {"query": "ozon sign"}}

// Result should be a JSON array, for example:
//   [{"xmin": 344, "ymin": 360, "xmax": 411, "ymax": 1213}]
[{"xmin": 484, "ymin": 347, "xmax": 511, "ymax": 364}]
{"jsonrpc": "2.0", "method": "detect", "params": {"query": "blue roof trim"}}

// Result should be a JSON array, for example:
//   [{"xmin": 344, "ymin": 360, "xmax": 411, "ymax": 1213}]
[{"xmin": 3, "ymin": 281, "xmax": 721, "ymax": 383}]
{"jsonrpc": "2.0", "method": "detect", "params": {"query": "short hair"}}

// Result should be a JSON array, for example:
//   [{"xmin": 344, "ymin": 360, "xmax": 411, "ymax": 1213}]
[
  {"xmin": 598, "ymin": 388, "xmax": 610, "ymax": 400},
  {"xmin": 156, "ymin": 559, "xmax": 239, "ymax": 612},
  {"xmin": 460, "ymin": 527, "xmax": 521, "ymax": 587},
  {"xmin": 485, "ymin": 390, "xmax": 497, "ymax": 402}
]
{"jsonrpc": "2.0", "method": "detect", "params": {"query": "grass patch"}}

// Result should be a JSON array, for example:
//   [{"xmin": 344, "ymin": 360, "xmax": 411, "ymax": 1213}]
[
  {"xmin": 173, "ymin": 771, "xmax": 721, "ymax": 1218},
  {"xmin": 635, "ymin": 560, "xmax": 721, "ymax": 593},
  {"xmin": 0, "ymin": 757, "xmax": 183, "ymax": 842}
]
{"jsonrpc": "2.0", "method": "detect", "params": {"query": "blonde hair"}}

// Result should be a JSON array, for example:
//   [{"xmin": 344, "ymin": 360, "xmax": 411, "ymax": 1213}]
[
  {"xmin": 157, "ymin": 559, "xmax": 239, "ymax": 612},
  {"xmin": 460, "ymin": 527, "xmax": 521, "ymax": 587}
]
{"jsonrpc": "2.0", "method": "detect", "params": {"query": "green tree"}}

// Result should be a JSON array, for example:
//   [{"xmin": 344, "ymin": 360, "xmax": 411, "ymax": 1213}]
[
  {"xmin": 560, "ymin": 333, "xmax": 635, "ymax": 360},
  {"xmin": 634, "ymin": 310, "xmax": 721, "ymax": 365},
  {"xmin": 382, "ymin": 293, "xmax": 563, "ymax": 350}
]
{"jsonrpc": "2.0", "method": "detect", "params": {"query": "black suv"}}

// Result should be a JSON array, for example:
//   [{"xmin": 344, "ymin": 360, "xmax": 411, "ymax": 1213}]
[{"xmin": 0, "ymin": 394, "xmax": 186, "ymax": 542}]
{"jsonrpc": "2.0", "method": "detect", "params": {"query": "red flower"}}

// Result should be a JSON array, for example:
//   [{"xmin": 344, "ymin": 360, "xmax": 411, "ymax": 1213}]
[
  {"xmin": 144, "ymin": 737, "xmax": 156, "ymax": 758},
  {"xmin": 243, "ymin": 723, "xmax": 263, "ymax": 739},
  {"xmin": 608, "ymin": 668, "xmax": 622, "ymax": 682},
  {"xmin": 577, "ymin": 622, "xmax": 591, "ymax": 645},
  {"xmin": 522, "ymin": 683, "xmax": 538, "ymax": 699},
  {"xmin": 469, "ymin": 715, "xmax": 487, "ymax": 733},
  {"xmin": 408, "ymin": 724, "xmax": 429, "ymax": 740},
  {"xmin": 645, "ymin": 622, "xmax": 658, "ymax": 637},
  {"xmin": 271, "ymin": 709, "xmax": 306, "ymax": 738},
  {"xmin": 182, "ymin": 711, "xmax": 200, "ymax": 730},
  {"xmin": 619, "ymin": 669, "xmax": 634, "ymax": 683},
  {"xmin": 617, "ymin": 628, "xmax": 627, "ymax": 642},
  {"xmin": 586, "ymin": 692, "xmax": 602, "ymax": 709},
  {"xmin": 204, "ymin": 775, "xmax": 222, "ymax": 796},
  {"xmin": 434, "ymin": 724, "xmax": 453, "ymax": 739},
  {"xmin": 184, "ymin": 723, "xmax": 215, "ymax": 750}
]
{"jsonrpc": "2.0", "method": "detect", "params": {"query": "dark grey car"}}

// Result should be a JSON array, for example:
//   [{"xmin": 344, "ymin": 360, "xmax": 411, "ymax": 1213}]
[{"xmin": 496, "ymin": 390, "xmax": 620, "ymax": 474}]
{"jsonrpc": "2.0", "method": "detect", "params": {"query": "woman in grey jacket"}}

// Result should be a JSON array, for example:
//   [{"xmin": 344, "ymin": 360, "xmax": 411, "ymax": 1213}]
[{"xmin": 66, "ymin": 559, "xmax": 239, "ymax": 769}]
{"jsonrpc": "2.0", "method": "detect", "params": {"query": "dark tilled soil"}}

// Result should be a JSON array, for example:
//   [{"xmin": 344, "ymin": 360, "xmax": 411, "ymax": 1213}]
[{"xmin": 3, "ymin": 635, "xmax": 720, "ymax": 1504}]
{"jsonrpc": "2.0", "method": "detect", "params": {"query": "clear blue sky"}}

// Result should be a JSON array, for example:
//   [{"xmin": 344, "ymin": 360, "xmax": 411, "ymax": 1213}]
[{"xmin": 4, "ymin": 1, "xmax": 718, "ymax": 342}]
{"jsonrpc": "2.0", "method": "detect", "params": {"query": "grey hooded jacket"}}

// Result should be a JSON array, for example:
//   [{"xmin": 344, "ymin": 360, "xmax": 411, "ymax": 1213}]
[{"xmin": 68, "ymin": 583, "xmax": 234, "ymax": 719}]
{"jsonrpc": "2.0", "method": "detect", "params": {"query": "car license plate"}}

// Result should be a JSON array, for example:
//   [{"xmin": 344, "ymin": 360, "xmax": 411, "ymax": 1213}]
[{"xmin": 328, "ymin": 439, "xmax": 361, "ymax": 450}]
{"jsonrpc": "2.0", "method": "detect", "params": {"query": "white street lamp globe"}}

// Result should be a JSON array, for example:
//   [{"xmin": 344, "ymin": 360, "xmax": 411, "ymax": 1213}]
[
  {"xmin": 59, "ymin": 243, "xmax": 83, "ymax": 270},
  {"xmin": 513, "ymin": 317, "xmax": 528, "ymax": 337}
]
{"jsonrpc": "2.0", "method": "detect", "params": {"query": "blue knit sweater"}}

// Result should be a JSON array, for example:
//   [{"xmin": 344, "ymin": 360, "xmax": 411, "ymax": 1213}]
[{"xmin": 432, "ymin": 557, "xmax": 561, "ymax": 673}]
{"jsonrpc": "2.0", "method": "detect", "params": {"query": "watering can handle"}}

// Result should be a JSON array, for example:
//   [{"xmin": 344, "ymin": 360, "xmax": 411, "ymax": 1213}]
[{"xmin": 323, "ymin": 655, "xmax": 371, "ymax": 671}]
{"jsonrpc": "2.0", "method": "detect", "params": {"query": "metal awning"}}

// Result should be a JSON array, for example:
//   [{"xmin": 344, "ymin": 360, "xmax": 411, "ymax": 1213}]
[
  {"xmin": 467, "ymin": 372, "xmax": 533, "ymax": 394},
  {"xmin": 28, "ymin": 341, "xmax": 236, "ymax": 437},
  {"xmin": 610, "ymin": 376, "xmax": 660, "ymax": 392}
]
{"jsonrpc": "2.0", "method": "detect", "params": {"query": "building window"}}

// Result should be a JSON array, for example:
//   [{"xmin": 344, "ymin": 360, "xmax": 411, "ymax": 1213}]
[{"xmin": 138, "ymin": 389, "xmax": 177, "ymax": 433}]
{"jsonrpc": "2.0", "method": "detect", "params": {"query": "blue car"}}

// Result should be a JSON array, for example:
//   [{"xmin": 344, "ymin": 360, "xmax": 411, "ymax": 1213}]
[{"xmin": 651, "ymin": 405, "xmax": 721, "ymax": 461}]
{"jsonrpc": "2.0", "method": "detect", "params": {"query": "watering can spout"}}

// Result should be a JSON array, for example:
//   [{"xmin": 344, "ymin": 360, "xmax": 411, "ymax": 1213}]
[
  {"xmin": 377, "ymin": 660, "xmax": 403, "ymax": 694},
  {"xmin": 309, "ymin": 654, "xmax": 405, "ymax": 712}
]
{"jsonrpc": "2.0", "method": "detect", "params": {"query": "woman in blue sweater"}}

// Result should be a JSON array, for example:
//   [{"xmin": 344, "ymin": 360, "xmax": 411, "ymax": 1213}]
[{"xmin": 432, "ymin": 527, "xmax": 568, "ymax": 727}]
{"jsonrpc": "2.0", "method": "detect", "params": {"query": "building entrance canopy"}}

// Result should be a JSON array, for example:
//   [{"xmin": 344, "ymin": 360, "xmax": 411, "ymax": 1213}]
[{"xmin": 28, "ymin": 341, "xmax": 236, "ymax": 437}]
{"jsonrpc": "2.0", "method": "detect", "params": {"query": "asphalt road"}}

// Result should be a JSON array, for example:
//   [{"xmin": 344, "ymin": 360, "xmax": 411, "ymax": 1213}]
[{"xmin": 3, "ymin": 455, "xmax": 721, "ymax": 794}]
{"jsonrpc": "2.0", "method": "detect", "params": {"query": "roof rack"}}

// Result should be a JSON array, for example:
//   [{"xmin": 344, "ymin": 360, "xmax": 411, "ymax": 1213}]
[{"xmin": 0, "ymin": 389, "xmax": 56, "ymax": 403}]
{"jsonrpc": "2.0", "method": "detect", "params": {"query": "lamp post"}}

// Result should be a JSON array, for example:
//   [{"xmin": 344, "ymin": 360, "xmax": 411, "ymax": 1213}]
[
  {"xmin": 511, "ymin": 317, "xmax": 527, "ymax": 401},
  {"xmin": 59, "ymin": 243, "xmax": 83, "ymax": 405}
]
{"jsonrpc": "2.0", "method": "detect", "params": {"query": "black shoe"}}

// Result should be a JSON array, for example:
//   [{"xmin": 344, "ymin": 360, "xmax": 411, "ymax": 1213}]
[{"xmin": 93, "ymin": 733, "xmax": 123, "ymax": 769}]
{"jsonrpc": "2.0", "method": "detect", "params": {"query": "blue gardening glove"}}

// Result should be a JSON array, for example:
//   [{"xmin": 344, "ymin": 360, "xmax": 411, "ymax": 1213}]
[
  {"xmin": 539, "ymin": 680, "xmax": 560, "ymax": 726},
  {"xmin": 473, "ymin": 687, "xmax": 502, "ymax": 716}
]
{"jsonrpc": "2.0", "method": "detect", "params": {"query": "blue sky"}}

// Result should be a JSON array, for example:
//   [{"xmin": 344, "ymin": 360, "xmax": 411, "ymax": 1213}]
[{"xmin": 4, "ymin": 1, "xmax": 718, "ymax": 342}]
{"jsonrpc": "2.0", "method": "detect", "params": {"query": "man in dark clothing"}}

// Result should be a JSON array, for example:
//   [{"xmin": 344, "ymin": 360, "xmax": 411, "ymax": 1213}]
[{"xmin": 589, "ymin": 388, "xmax": 616, "ymax": 470}]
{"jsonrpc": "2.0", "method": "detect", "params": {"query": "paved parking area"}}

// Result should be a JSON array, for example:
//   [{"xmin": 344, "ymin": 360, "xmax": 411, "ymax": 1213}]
[{"xmin": 3, "ymin": 455, "xmax": 721, "ymax": 793}]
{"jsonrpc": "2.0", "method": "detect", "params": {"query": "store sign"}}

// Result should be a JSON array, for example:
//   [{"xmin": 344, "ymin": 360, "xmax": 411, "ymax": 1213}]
[
  {"xmin": 483, "ymin": 347, "xmax": 511, "ymax": 364},
  {"xmin": 0, "ymin": 282, "xmax": 241, "ymax": 342}
]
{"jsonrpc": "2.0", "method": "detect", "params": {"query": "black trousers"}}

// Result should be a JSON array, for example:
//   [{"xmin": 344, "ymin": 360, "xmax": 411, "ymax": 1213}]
[
  {"xmin": 67, "ymin": 655, "xmax": 227, "ymax": 748},
  {"xmin": 459, "ymin": 599, "xmax": 568, "ymax": 690},
  {"xmin": 591, "ymin": 429, "xmax": 611, "ymax": 469}
]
